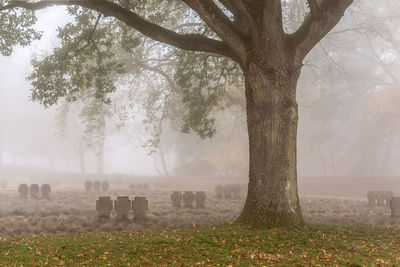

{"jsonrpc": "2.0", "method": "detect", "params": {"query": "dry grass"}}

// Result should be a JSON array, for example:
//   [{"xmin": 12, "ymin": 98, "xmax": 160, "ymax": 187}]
[{"xmin": 0, "ymin": 186, "xmax": 396, "ymax": 237}]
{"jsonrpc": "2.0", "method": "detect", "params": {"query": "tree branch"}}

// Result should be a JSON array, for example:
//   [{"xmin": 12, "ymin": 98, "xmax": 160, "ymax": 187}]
[
  {"xmin": 263, "ymin": 0, "xmax": 284, "ymax": 34},
  {"xmin": 181, "ymin": 0, "xmax": 246, "ymax": 62},
  {"xmin": 288, "ymin": 0, "xmax": 354, "ymax": 62},
  {"xmin": 306, "ymin": 0, "xmax": 319, "ymax": 16},
  {"xmin": 217, "ymin": 0, "xmax": 254, "ymax": 35},
  {"xmin": 74, "ymin": 12, "xmax": 102, "ymax": 56},
  {"xmin": 1, "ymin": 0, "xmax": 238, "ymax": 61}
]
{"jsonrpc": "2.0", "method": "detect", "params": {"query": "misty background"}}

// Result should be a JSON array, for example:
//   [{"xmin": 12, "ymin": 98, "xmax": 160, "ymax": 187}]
[{"xmin": 1, "ymin": 2, "xmax": 400, "ymax": 181}]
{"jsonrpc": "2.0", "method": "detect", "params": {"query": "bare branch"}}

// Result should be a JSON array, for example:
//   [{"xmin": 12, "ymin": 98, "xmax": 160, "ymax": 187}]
[
  {"xmin": 0, "ymin": 0, "xmax": 238, "ymax": 61},
  {"xmin": 307, "ymin": 0, "xmax": 319, "ymax": 15},
  {"xmin": 263, "ymin": 0, "xmax": 284, "ymax": 32},
  {"xmin": 217, "ymin": 0, "xmax": 255, "ymax": 34},
  {"xmin": 181, "ymin": 0, "xmax": 246, "ymax": 61},
  {"xmin": 74, "ymin": 12, "xmax": 102, "ymax": 56},
  {"xmin": 288, "ymin": 0, "xmax": 354, "ymax": 62}
]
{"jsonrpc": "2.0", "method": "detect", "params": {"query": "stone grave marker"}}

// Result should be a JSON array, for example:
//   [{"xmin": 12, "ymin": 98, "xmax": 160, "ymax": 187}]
[
  {"xmin": 390, "ymin": 196, "xmax": 400, "ymax": 218},
  {"xmin": 29, "ymin": 184, "xmax": 40, "ymax": 199},
  {"xmin": 18, "ymin": 184, "xmax": 28, "ymax": 199},
  {"xmin": 132, "ymin": 196, "xmax": 148, "ymax": 223},
  {"xmin": 136, "ymin": 183, "xmax": 143, "ymax": 191},
  {"xmin": 41, "ymin": 184, "xmax": 51, "ymax": 199},
  {"xmin": 224, "ymin": 184, "xmax": 233, "ymax": 200},
  {"xmin": 84, "ymin": 180, "xmax": 93, "ymax": 192},
  {"xmin": 215, "ymin": 185, "xmax": 224, "ymax": 200},
  {"xmin": 114, "ymin": 196, "xmax": 131, "ymax": 223},
  {"xmin": 101, "ymin": 181, "xmax": 109, "ymax": 191},
  {"xmin": 142, "ymin": 183, "xmax": 150, "ymax": 191},
  {"xmin": 183, "ymin": 191, "xmax": 195, "ymax": 208},
  {"xmin": 93, "ymin": 181, "xmax": 101, "ymax": 192},
  {"xmin": 171, "ymin": 191, "xmax": 183, "ymax": 208},
  {"xmin": 384, "ymin": 191, "xmax": 393, "ymax": 207},
  {"xmin": 232, "ymin": 184, "xmax": 241, "ymax": 199},
  {"xmin": 376, "ymin": 191, "xmax": 385, "ymax": 206},
  {"xmin": 367, "ymin": 191, "xmax": 377, "ymax": 206},
  {"xmin": 241, "ymin": 183, "xmax": 248, "ymax": 197},
  {"xmin": 96, "ymin": 196, "xmax": 113, "ymax": 220},
  {"xmin": 195, "ymin": 191, "xmax": 206, "ymax": 209}
]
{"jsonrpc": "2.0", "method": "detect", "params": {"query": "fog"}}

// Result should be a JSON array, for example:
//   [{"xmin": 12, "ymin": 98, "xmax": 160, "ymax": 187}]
[
  {"xmin": 0, "ymin": 0, "xmax": 400, "ymax": 242},
  {"xmin": 0, "ymin": 8, "xmax": 157, "ymax": 176},
  {"xmin": 1, "ymin": 3, "xmax": 400, "ymax": 184}
]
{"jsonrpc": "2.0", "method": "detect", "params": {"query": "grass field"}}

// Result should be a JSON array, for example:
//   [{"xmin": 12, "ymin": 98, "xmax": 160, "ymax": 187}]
[{"xmin": 1, "ymin": 223, "xmax": 399, "ymax": 266}]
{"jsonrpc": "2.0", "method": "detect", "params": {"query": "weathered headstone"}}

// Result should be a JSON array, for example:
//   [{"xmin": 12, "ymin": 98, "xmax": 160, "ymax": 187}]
[
  {"xmin": 241, "ymin": 183, "xmax": 248, "ymax": 197},
  {"xmin": 224, "ymin": 184, "xmax": 233, "ymax": 200},
  {"xmin": 171, "ymin": 191, "xmax": 183, "ymax": 208},
  {"xmin": 215, "ymin": 185, "xmax": 224, "ymax": 200},
  {"xmin": 376, "ymin": 191, "xmax": 385, "ymax": 206},
  {"xmin": 93, "ymin": 181, "xmax": 101, "ymax": 192},
  {"xmin": 96, "ymin": 196, "xmax": 113, "ymax": 220},
  {"xmin": 18, "ymin": 184, "xmax": 28, "ymax": 199},
  {"xmin": 142, "ymin": 183, "xmax": 149, "ymax": 191},
  {"xmin": 183, "ymin": 191, "xmax": 195, "ymax": 208},
  {"xmin": 232, "ymin": 184, "xmax": 241, "ymax": 199},
  {"xmin": 132, "ymin": 196, "xmax": 148, "ymax": 223},
  {"xmin": 114, "ymin": 196, "xmax": 131, "ymax": 223},
  {"xmin": 367, "ymin": 191, "xmax": 377, "ymax": 206},
  {"xmin": 390, "ymin": 196, "xmax": 400, "ymax": 218},
  {"xmin": 84, "ymin": 180, "xmax": 93, "ymax": 192},
  {"xmin": 195, "ymin": 191, "xmax": 206, "ymax": 209},
  {"xmin": 384, "ymin": 191, "xmax": 393, "ymax": 207},
  {"xmin": 29, "ymin": 184, "xmax": 40, "ymax": 199},
  {"xmin": 136, "ymin": 183, "xmax": 143, "ymax": 191},
  {"xmin": 41, "ymin": 184, "xmax": 51, "ymax": 199},
  {"xmin": 101, "ymin": 181, "xmax": 109, "ymax": 191}
]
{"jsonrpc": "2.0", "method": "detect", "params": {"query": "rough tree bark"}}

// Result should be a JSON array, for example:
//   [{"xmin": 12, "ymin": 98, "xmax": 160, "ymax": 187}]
[
  {"xmin": 238, "ymin": 58, "xmax": 303, "ymax": 226},
  {"xmin": 1, "ymin": 0, "xmax": 354, "ymax": 227}
]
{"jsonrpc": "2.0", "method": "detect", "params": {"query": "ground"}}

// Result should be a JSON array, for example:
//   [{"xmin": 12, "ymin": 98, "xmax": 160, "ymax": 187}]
[
  {"xmin": 0, "ymin": 175, "xmax": 398, "ymax": 236},
  {"xmin": 1, "ymin": 223, "xmax": 399, "ymax": 265}
]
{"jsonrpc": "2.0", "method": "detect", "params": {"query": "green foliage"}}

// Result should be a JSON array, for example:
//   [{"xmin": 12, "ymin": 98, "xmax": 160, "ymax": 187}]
[
  {"xmin": 28, "ymin": 9, "xmax": 126, "ymax": 108},
  {"xmin": 13, "ymin": 2, "xmax": 243, "ymax": 151},
  {"xmin": 175, "ymin": 50, "xmax": 242, "ymax": 138},
  {"xmin": 0, "ymin": 6, "xmax": 41, "ymax": 56},
  {"xmin": 1, "ymin": 224, "xmax": 399, "ymax": 265}
]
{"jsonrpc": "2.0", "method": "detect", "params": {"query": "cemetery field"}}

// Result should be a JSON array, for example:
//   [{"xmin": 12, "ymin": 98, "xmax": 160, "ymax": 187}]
[
  {"xmin": 0, "ymin": 184, "xmax": 398, "ymax": 236},
  {"xmin": 1, "ymin": 223, "xmax": 400, "ymax": 266}
]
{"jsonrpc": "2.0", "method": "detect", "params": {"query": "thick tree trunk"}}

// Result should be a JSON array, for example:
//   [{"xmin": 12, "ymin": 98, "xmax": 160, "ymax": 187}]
[{"xmin": 237, "ymin": 61, "xmax": 303, "ymax": 227}]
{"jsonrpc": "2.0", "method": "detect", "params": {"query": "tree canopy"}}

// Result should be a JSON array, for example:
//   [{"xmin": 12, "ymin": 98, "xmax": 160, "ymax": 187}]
[{"xmin": 0, "ymin": 0, "xmax": 355, "ymax": 227}]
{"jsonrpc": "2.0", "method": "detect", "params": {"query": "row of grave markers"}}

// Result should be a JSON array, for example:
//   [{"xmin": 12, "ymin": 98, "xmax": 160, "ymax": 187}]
[
  {"xmin": 215, "ymin": 184, "xmax": 247, "ymax": 200},
  {"xmin": 84, "ymin": 181, "xmax": 109, "ymax": 192},
  {"xmin": 367, "ymin": 191, "xmax": 392, "ymax": 207},
  {"xmin": 129, "ymin": 183, "xmax": 150, "ymax": 190},
  {"xmin": 96, "ymin": 196, "xmax": 148, "ymax": 223},
  {"xmin": 366, "ymin": 191, "xmax": 400, "ymax": 218},
  {"xmin": 18, "ymin": 184, "xmax": 51, "ymax": 199},
  {"xmin": 171, "ymin": 191, "xmax": 206, "ymax": 209}
]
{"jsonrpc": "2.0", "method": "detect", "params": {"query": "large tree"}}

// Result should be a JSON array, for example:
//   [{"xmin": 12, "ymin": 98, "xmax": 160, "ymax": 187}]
[{"xmin": 1, "ymin": 0, "xmax": 353, "ymax": 226}]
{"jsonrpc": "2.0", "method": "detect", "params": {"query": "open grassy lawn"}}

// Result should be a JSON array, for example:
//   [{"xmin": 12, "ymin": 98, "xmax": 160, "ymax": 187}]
[{"xmin": 0, "ymin": 223, "xmax": 399, "ymax": 266}]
